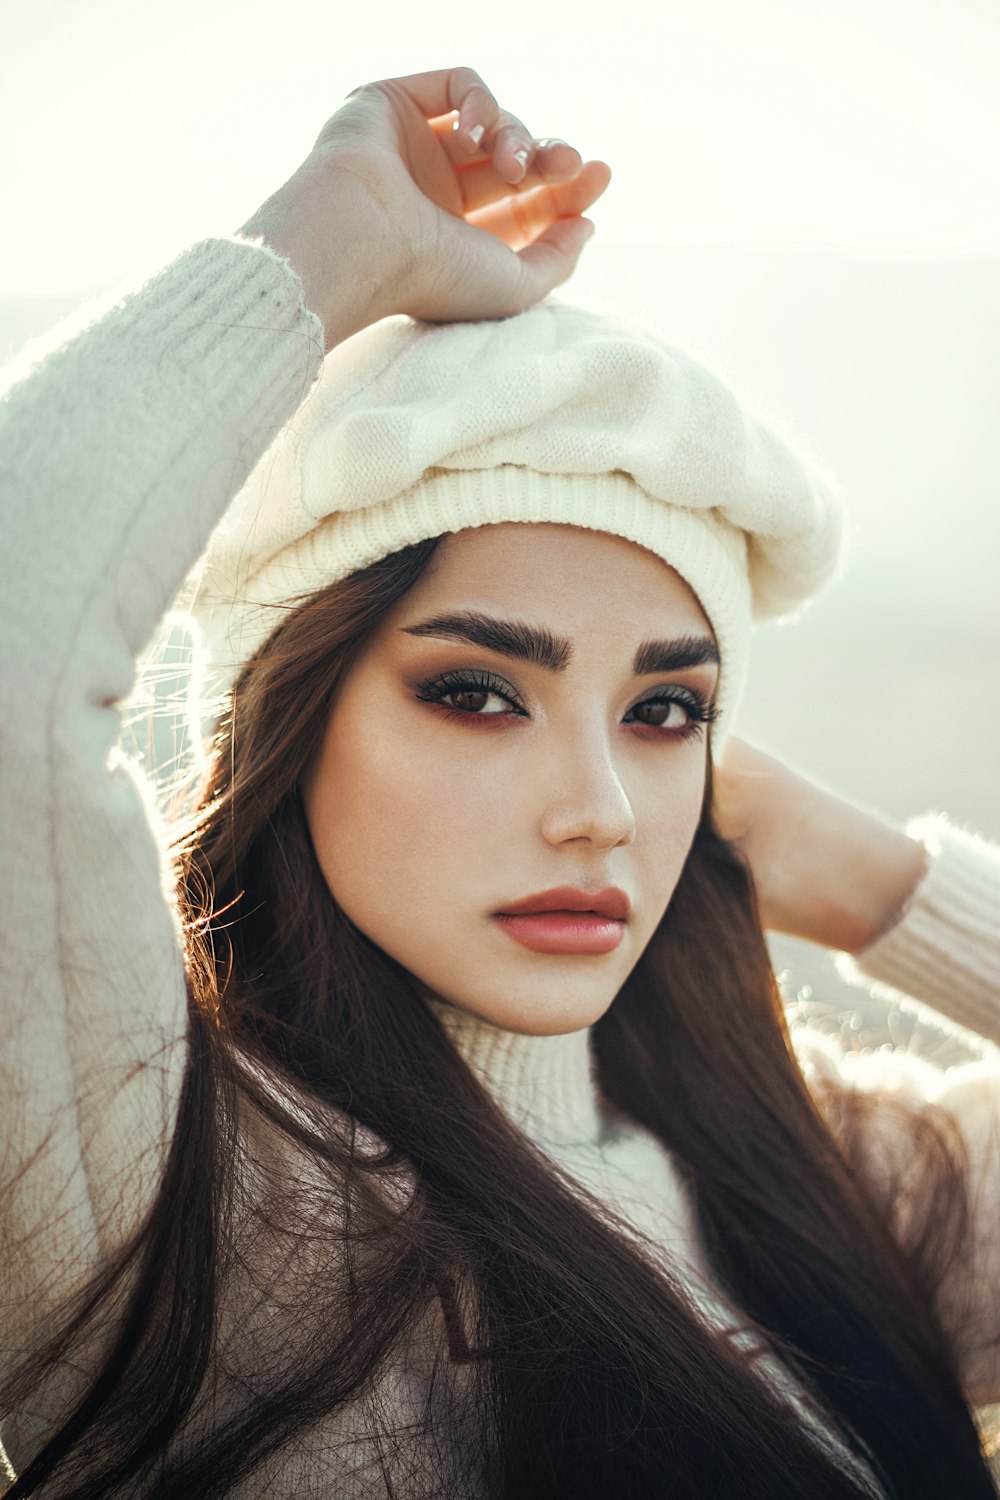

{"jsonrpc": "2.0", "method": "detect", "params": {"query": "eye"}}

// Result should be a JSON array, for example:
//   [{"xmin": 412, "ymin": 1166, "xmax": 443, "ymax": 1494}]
[
  {"xmin": 416, "ymin": 669, "xmax": 526, "ymax": 718},
  {"xmin": 631, "ymin": 698, "xmax": 690, "ymax": 729},
  {"xmin": 444, "ymin": 686, "xmax": 507, "ymax": 715},
  {"xmin": 626, "ymin": 690, "xmax": 717, "ymax": 737}
]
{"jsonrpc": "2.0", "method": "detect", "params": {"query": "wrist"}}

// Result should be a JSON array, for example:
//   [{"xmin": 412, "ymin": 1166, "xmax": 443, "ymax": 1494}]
[{"xmin": 238, "ymin": 160, "xmax": 403, "ymax": 350}]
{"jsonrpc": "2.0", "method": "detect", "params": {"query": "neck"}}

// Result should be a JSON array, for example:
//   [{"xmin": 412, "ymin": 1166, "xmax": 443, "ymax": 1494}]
[{"xmin": 427, "ymin": 999, "xmax": 604, "ymax": 1149}]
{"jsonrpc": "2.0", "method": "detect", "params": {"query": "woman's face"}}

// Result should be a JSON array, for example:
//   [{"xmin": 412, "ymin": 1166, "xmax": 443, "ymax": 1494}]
[{"xmin": 302, "ymin": 523, "xmax": 718, "ymax": 1035}]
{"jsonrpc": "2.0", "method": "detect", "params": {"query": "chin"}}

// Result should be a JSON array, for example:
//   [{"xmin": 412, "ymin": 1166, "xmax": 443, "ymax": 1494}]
[{"xmin": 446, "ymin": 985, "xmax": 616, "ymax": 1038}]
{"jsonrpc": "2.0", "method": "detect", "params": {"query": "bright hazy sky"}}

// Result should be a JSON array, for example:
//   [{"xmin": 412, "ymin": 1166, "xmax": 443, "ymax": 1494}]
[{"xmin": 3, "ymin": 0, "xmax": 1000, "ymax": 296}]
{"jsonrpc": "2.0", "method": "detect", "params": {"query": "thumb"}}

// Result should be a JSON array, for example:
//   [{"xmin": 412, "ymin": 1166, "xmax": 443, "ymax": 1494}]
[{"xmin": 514, "ymin": 217, "xmax": 596, "ymax": 304}]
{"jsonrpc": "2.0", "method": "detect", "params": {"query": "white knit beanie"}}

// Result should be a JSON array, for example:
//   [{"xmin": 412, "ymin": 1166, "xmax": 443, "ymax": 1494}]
[{"xmin": 191, "ymin": 300, "xmax": 843, "ymax": 729}]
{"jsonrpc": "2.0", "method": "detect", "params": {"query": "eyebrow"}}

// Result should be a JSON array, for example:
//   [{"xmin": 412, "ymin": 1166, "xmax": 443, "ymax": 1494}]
[
  {"xmin": 401, "ymin": 610, "xmax": 719, "ymax": 677},
  {"xmin": 633, "ymin": 635, "xmax": 719, "ymax": 675}
]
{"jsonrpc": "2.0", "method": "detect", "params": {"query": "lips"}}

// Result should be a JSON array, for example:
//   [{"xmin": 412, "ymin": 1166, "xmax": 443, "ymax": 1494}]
[
  {"xmin": 492, "ymin": 887, "xmax": 630, "ymax": 955},
  {"xmin": 496, "ymin": 886, "xmax": 631, "ymax": 920}
]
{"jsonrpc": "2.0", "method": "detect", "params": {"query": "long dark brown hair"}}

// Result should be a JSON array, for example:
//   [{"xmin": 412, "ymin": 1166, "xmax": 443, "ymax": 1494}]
[{"xmin": 2, "ymin": 536, "xmax": 996, "ymax": 1498}]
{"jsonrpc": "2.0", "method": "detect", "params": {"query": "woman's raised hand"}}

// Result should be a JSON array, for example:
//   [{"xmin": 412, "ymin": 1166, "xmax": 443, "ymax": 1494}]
[
  {"xmin": 713, "ymin": 739, "xmax": 928, "ymax": 954},
  {"xmin": 238, "ymin": 67, "xmax": 611, "ymax": 348}
]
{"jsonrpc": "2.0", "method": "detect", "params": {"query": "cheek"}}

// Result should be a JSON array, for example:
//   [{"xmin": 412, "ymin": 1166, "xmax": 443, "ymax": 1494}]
[
  {"xmin": 303, "ymin": 704, "xmax": 487, "ymax": 939},
  {"xmin": 635, "ymin": 753, "xmax": 707, "ymax": 913}
]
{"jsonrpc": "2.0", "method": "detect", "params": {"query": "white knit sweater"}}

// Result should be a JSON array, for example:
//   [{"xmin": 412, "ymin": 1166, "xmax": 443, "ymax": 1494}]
[{"xmin": 2, "ymin": 237, "xmax": 1000, "ymax": 1496}]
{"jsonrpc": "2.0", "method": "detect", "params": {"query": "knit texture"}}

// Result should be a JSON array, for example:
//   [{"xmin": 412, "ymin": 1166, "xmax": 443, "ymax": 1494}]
[
  {"xmin": 190, "ymin": 302, "xmax": 845, "ymax": 727},
  {"xmin": 0, "ymin": 235, "xmax": 325, "ymax": 1486},
  {"xmin": 430, "ymin": 1001, "xmax": 897, "ymax": 1496},
  {"xmin": 2, "ymin": 235, "xmax": 999, "ymax": 1492},
  {"xmin": 852, "ymin": 815, "xmax": 1000, "ymax": 1044}
]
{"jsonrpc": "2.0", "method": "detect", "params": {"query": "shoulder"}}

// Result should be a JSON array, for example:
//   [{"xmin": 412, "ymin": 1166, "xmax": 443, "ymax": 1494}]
[
  {"xmin": 793, "ymin": 1019, "xmax": 1000, "ymax": 1400},
  {"xmin": 791, "ymin": 1015, "xmax": 999, "ymax": 1178}
]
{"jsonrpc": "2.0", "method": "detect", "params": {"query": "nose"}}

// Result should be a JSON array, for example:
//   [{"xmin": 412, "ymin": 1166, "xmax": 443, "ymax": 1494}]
[{"xmin": 538, "ymin": 727, "xmax": 636, "ymax": 851}]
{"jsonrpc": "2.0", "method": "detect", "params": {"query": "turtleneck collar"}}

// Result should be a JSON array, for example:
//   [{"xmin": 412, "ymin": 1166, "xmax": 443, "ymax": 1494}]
[{"xmin": 427, "ymin": 999, "xmax": 605, "ymax": 1150}]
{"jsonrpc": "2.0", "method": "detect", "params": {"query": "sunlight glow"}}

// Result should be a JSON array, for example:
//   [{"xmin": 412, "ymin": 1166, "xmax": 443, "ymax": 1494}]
[{"xmin": 2, "ymin": 0, "xmax": 999, "ymax": 295}]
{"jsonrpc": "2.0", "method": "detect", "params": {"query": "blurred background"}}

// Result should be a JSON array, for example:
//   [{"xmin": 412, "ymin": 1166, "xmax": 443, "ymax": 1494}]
[{"xmin": 3, "ymin": 0, "xmax": 998, "ymax": 1034}]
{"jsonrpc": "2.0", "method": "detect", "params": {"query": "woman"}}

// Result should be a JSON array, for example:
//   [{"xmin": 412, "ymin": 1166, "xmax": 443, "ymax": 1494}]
[{"xmin": 2, "ymin": 65, "xmax": 999, "ymax": 1499}]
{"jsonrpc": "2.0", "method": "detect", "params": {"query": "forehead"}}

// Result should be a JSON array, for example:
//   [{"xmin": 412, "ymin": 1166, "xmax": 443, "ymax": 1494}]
[{"xmin": 398, "ymin": 522, "xmax": 713, "ymax": 639}]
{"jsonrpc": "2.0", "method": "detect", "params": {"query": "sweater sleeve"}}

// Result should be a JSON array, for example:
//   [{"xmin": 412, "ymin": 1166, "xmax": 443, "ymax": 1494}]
[
  {"xmin": 799, "ymin": 816, "xmax": 1000, "ymax": 1401},
  {"xmin": 853, "ymin": 815, "xmax": 1000, "ymax": 1044},
  {"xmin": 0, "ymin": 237, "xmax": 324, "ymax": 1363}
]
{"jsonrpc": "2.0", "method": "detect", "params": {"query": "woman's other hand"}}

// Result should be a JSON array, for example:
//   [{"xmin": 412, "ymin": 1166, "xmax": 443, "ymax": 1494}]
[
  {"xmin": 238, "ymin": 67, "xmax": 611, "ymax": 348},
  {"xmin": 713, "ymin": 739, "xmax": 928, "ymax": 954}
]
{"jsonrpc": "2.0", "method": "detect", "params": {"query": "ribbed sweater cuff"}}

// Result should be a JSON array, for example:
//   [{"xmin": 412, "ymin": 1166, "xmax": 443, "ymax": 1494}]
[
  {"xmin": 849, "ymin": 816, "xmax": 1000, "ymax": 1045},
  {"xmin": 128, "ymin": 234, "xmax": 326, "ymax": 447}
]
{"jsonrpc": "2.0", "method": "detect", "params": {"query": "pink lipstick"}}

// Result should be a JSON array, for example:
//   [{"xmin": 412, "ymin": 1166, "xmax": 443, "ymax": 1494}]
[{"xmin": 493, "ymin": 886, "xmax": 629, "ymax": 956}]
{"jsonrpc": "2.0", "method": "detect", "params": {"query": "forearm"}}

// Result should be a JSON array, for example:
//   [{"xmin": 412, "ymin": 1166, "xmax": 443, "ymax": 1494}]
[
  {"xmin": 772, "ymin": 783, "xmax": 928, "ymax": 955},
  {"xmin": 714, "ymin": 741, "xmax": 927, "ymax": 954},
  {"xmin": 0, "ymin": 237, "xmax": 323, "ymax": 1331},
  {"xmin": 717, "ymin": 743, "xmax": 1000, "ymax": 1039},
  {"xmin": 0, "ymin": 237, "xmax": 323, "ymax": 696},
  {"xmin": 852, "ymin": 816, "xmax": 1000, "ymax": 1044}
]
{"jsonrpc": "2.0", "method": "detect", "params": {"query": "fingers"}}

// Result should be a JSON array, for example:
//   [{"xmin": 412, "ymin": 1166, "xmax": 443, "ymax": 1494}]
[
  {"xmin": 440, "ymin": 73, "xmax": 535, "ymax": 182},
  {"xmin": 431, "ymin": 115, "xmax": 581, "ymax": 185},
  {"xmin": 354, "ymin": 65, "xmax": 606, "ymax": 222},
  {"xmin": 465, "ymin": 162, "xmax": 612, "ymax": 250},
  {"xmin": 450, "ymin": 114, "xmax": 576, "ymax": 188},
  {"xmin": 375, "ymin": 65, "xmax": 524, "ymax": 169},
  {"xmin": 532, "ymin": 139, "xmax": 586, "ymax": 181},
  {"xmin": 435, "ymin": 136, "xmax": 592, "ymax": 215},
  {"xmin": 479, "ymin": 155, "xmax": 610, "ymax": 223},
  {"xmin": 388, "ymin": 65, "xmax": 577, "ymax": 187},
  {"xmin": 352, "ymin": 64, "xmax": 483, "ymax": 120},
  {"xmin": 336, "ymin": 66, "xmax": 610, "ymax": 324}
]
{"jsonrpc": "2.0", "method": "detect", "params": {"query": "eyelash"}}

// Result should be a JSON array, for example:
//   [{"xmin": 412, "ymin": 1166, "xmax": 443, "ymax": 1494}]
[{"xmin": 414, "ymin": 669, "xmax": 718, "ymax": 740}]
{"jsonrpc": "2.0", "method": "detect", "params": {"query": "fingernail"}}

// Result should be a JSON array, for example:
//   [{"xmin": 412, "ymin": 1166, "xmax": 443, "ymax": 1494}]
[
  {"xmin": 468, "ymin": 123, "xmax": 485, "ymax": 148},
  {"xmin": 513, "ymin": 147, "xmax": 529, "ymax": 172}
]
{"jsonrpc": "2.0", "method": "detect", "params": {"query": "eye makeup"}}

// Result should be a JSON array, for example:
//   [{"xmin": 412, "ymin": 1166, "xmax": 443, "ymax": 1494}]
[
  {"xmin": 415, "ymin": 667, "xmax": 527, "ymax": 719},
  {"xmin": 624, "ymin": 687, "xmax": 718, "ymax": 741},
  {"xmin": 413, "ymin": 666, "xmax": 716, "ymax": 740}
]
